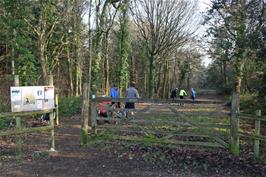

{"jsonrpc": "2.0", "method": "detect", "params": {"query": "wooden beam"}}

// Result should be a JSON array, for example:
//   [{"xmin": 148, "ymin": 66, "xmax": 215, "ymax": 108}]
[
  {"xmin": 97, "ymin": 127, "xmax": 228, "ymax": 139},
  {"xmin": 254, "ymin": 110, "xmax": 261, "ymax": 159},
  {"xmin": 48, "ymin": 75, "xmax": 55, "ymax": 151},
  {"xmin": 237, "ymin": 132, "xmax": 266, "ymax": 141},
  {"xmin": 14, "ymin": 75, "xmax": 22, "ymax": 159},
  {"xmin": 96, "ymin": 117, "xmax": 230, "ymax": 129},
  {"xmin": 167, "ymin": 105, "xmax": 229, "ymax": 148},
  {"xmin": 238, "ymin": 114, "xmax": 266, "ymax": 121},
  {"xmin": 230, "ymin": 92, "xmax": 240, "ymax": 156},
  {"xmin": 92, "ymin": 97, "xmax": 225, "ymax": 104},
  {"xmin": 0, "ymin": 126, "xmax": 53, "ymax": 136},
  {"xmin": 91, "ymin": 102, "xmax": 97, "ymax": 134},
  {"xmin": 0, "ymin": 109, "xmax": 54, "ymax": 119},
  {"xmin": 55, "ymin": 94, "xmax": 59, "ymax": 126},
  {"xmin": 94, "ymin": 134, "xmax": 224, "ymax": 148}
]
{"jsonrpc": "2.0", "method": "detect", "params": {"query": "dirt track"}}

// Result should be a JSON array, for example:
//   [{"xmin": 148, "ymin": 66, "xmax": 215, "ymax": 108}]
[{"xmin": 1, "ymin": 100, "xmax": 266, "ymax": 177}]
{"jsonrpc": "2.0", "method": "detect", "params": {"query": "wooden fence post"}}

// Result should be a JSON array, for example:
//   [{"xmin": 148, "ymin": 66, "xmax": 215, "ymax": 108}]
[
  {"xmin": 14, "ymin": 75, "xmax": 22, "ymax": 159},
  {"xmin": 230, "ymin": 92, "xmax": 240, "ymax": 156},
  {"xmin": 254, "ymin": 110, "xmax": 261, "ymax": 159},
  {"xmin": 48, "ymin": 75, "xmax": 55, "ymax": 151},
  {"xmin": 55, "ymin": 94, "xmax": 59, "ymax": 126},
  {"xmin": 91, "ymin": 101, "xmax": 97, "ymax": 134}
]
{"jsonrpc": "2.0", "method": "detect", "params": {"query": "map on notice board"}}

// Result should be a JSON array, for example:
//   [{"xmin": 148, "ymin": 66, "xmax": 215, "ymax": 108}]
[{"xmin": 10, "ymin": 86, "xmax": 55, "ymax": 112}]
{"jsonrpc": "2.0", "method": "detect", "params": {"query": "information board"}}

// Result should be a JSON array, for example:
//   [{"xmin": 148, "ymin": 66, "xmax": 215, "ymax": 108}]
[{"xmin": 10, "ymin": 86, "xmax": 55, "ymax": 112}]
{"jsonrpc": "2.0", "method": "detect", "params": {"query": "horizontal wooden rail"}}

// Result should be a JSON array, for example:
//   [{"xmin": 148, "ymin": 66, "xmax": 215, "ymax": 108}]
[
  {"xmin": 99, "ymin": 128, "xmax": 209, "ymax": 137},
  {"xmin": 0, "ymin": 126, "xmax": 53, "ymax": 136},
  {"xmin": 98, "ymin": 127, "xmax": 228, "ymax": 139},
  {"xmin": 238, "ymin": 114, "xmax": 266, "ymax": 121},
  {"xmin": 238, "ymin": 132, "xmax": 266, "ymax": 142},
  {"xmin": 95, "ymin": 134, "xmax": 225, "ymax": 148},
  {"xmin": 95, "ymin": 117, "xmax": 230, "ymax": 129},
  {"xmin": 98, "ymin": 124, "xmax": 229, "ymax": 135},
  {"xmin": 93, "ymin": 97, "xmax": 225, "ymax": 104},
  {"xmin": 0, "ymin": 109, "xmax": 54, "ymax": 119},
  {"xmin": 182, "ymin": 112, "xmax": 230, "ymax": 117}
]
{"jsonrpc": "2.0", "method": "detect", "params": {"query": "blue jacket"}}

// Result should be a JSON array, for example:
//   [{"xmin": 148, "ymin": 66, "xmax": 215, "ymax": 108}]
[
  {"xmin": 191, "ymin": 89, "xmax": 196, "ymax": 98},
  {"xmin": 110, "ymin": 87, "xmax": 119, "ymax": 98}
]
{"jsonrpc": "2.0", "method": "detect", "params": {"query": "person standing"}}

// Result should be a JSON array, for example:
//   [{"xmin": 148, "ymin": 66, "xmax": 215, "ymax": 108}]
[
  {"xmin": 179, "ymin": 89, "xmax": 187, "ymax": 99},
  {"xmin": 170, "ymin": 88, "xmax": 178, "ymax": 100},
  {"xmin": 125, "ymin": 81, "xmax": 140, "ymax": 111},
  {"xmin": 191, "ymin": 88, "xmax": 196, "ymax": 102},
  {"xmin": 110, "ymin": 84, "xmax": 120, "ymax": 108}
]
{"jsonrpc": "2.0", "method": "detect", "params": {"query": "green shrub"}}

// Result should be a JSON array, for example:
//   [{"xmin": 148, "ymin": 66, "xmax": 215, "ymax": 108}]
[
  {"xmin": 240, "ymin": 93, "xmax": 259, "ymax": 114},
  {"xmin": 0, "ymin": 119, "xmax": 13, "ymax": 130},
  {"xmin": 59, "ymin": 96, "xmax": 82, "ymax": 116}
]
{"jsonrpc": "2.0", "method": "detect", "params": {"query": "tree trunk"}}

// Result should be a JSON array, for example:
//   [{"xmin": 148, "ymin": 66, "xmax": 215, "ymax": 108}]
[
  {"xmin": 165, "ymin": 66, "xmax": 170, "ymax": 98},
  {"xmin": 186, "ymin": 73, "xmax": 191, "ymax": 90},
  {"xmin": 156, "ymin": 64, "xmax": 162, "ymax": 98},
  {"xmin": 67, "ymin": 44, "xmax": 74, "ymax": 96},
  {"xmin": 92, "ymin": 0, "xmax": 109, "ymax": 94},
  {"xmin": 144, "ymin": 70, "xmax": 147, "ymax": 96},
  {"xmin": 118, "ymin": 0, "xmax": 130, "ymax": 94},
  {"xmin": 148, "ymin": 54, "xmax": 155, "ymax": 98},
  {"xmin": 223, "ymin": 62, "xmax": 228, "ymax": 87},
  {"xmin": 162, "ymin": 61, "xmax": 169, "ymax": 98},
  {"xmin": 39, "ymin": 42, "xmax": 48, "ymax": 84},
  {"xmin": 74, "ymin": 0, "xmax": 83, "ymax": 96},
  {"xmin": 103, "ymin": 32, "xmax": 109, "ymax": 96},
  {"xmin": 81, "ymin": 0, "xmax": 93, "ymax": 145}
]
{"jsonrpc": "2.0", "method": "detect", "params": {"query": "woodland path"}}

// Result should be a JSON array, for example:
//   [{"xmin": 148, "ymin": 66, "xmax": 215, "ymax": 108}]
[{"xmin": 0, "ymin": 95, "xmax": 265, "ymax": 177}]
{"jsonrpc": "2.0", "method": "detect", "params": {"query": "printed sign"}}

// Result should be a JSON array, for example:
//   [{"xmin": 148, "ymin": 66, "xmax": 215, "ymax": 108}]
[
  {"xmin": 35, "ymin": 87, "xmax": 45, "ymax": 99},
  {"xmin": 11, "ymin": 88, "xmax": 21, "ymax": 101},
  {"xmin": 10, "ymin": 86, "xmax": 55, "ymax": 112},
  {"xmin": 44, "ymin": 86, "xmax": 54, "ymax": 99}
]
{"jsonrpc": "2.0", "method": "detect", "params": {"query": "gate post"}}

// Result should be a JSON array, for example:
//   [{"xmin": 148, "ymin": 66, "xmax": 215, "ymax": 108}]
[
  {"xmin": 254, "ymin": 110, "xmax": 261, "ymax": 159},
  {"xmin": 230, "ymin": 92, "xmax": 240, "ymax": 156},
  {"xmin": 14, "ymin": 75, "xmax": 22, "ymax": 159},
  {"xmin": 91, "ymin": 100, "xmax": 97, "ymax": 134},
  {"xmin": 55, "ymin": 94, "xmax": 59, "ymax": 126},
  {"xmin": 48, "ymin": 75, "xmax": 55, "ymax": 151}
]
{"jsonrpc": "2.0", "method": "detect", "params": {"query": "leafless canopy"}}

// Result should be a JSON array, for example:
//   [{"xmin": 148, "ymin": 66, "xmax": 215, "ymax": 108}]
[{"xmin": 131, "ymin": 0, "xmax": 198, "ymax": 59}]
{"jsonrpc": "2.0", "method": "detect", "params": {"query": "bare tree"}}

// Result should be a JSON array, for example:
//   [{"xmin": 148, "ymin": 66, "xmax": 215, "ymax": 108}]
[{"xmin": 131, "ymin": 0, "xmax": 198, "ymax": 98}]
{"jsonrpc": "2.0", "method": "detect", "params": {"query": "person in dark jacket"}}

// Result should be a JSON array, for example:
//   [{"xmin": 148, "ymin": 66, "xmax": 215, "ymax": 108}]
[{"xmin": 170, "ymin": 88, "xmax": 178, "ymax": 100}]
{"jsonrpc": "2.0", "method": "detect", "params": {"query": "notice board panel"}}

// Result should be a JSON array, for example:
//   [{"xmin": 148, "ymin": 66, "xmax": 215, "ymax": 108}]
[{"xmin": 10, "ymin": 86, "xmax": 54, "ymax": 112}]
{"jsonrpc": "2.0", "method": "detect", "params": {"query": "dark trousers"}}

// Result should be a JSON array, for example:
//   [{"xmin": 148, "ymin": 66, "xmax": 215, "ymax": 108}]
[
  {"xmin": 125, "ymin": 102, "xmax": 135, "ymax": 109},
  {"xmin": 111, "ymin": 102, "xmax": 120, "ymax": 108}
]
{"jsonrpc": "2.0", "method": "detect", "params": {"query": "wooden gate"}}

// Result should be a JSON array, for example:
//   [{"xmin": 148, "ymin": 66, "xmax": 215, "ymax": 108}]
[{"xmin": 91, "ymin": 98, "xmax": 230, "ymax": 149}]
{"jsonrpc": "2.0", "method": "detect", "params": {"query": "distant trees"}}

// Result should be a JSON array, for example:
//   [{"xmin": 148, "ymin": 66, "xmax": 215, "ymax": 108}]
[
  {"xmin": 131, "ymin": 0, "xmax": 198, "ymax": 98},
  {"xmin": 203, "ymin": 0, "xmax": 266, "ymax": 110},
  {"xmin": 0, "ymin": 0, "xmax": 207, "ymax": 142},
  {"xmin": 0, "ymin": 0, "xmax": 203, "ymax": 97}
]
